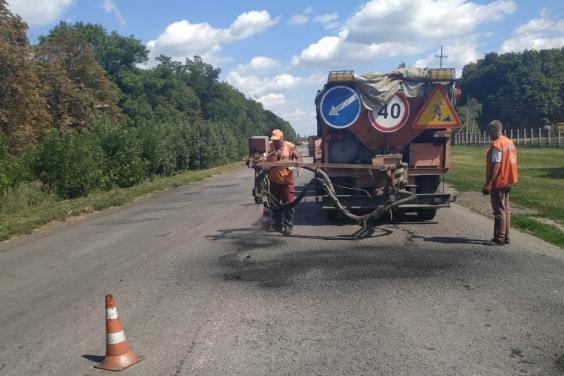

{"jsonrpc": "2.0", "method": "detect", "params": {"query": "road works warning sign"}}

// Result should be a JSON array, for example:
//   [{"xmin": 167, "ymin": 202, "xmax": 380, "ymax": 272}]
[{"xmin": 413, "ymin": 85, "xmax": 461, "ymax": 129}]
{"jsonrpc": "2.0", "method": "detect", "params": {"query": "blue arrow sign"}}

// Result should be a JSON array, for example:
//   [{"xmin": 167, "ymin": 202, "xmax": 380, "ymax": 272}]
[{"xmin": 319, "ymin": 85, "xmax": 361, "ymax": 129}]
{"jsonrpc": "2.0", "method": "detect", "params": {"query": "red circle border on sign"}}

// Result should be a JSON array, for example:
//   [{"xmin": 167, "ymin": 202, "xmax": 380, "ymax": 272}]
[{"xmin": 368, "ymin": 91, "xmax": 410, "ymax": 133}]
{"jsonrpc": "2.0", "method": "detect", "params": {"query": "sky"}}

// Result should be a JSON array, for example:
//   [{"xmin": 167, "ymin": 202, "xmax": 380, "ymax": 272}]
[{"xmin": 7, "ymin": 0, "xmax": 564, "ymax": 136}]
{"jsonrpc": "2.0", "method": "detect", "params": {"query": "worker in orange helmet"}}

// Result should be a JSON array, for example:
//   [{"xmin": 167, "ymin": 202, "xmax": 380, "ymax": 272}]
[
  {"xmin": 482, "ymin": 120, "xmax": 518, "ymax": 245},
  {"xmin": 266, "ymin": 129, "xmax": 302, "ymax": 235}
]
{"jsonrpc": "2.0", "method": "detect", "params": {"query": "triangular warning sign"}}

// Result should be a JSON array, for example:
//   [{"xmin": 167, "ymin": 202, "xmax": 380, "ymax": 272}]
[{"xmin": 413, "ymin": 85, "xmax": 461, "ymax": 129}]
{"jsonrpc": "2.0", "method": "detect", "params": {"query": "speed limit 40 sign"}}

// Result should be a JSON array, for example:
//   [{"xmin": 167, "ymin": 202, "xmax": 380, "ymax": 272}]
[{"xmin": 368, "ymin": 92, "xmax": 410, "ymax": 133}]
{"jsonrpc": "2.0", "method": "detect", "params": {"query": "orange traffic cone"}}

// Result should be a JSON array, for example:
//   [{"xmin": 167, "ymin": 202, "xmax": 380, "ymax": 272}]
[
  {"xmin": 94, "ymin": 294, "xmax": 143, "ymax": 371},
  {"xmin": 261, "ymin": 205, "xmax": 273, "ymax": 231}
]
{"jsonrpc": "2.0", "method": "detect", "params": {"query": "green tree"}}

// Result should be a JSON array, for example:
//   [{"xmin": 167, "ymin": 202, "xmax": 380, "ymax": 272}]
[{"xmin": 459, "ymin": 48, "xmax": 564, "ymax": 130}]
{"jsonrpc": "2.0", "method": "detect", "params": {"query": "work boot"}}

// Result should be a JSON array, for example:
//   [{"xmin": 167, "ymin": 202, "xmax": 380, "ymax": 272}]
[
  {"xmin": 282, "ymin": 226, "xmax": 293, "ymax": 236},
  {"xmin": 485, "ymin": 238, "xmax": 505, "ymax": 246},
  {"xmin": 281, "ymin": 208, "xmax": 294, "ymax": 236}
]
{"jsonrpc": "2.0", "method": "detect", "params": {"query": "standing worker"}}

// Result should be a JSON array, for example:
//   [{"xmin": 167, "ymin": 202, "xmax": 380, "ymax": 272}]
[
  {"xmin": 482, "ymin": 120, "xmax": 518, "ymax": 245},
  {"xmin": 267, "ymin": 129, "xmax": 303, "ymax": 235}
]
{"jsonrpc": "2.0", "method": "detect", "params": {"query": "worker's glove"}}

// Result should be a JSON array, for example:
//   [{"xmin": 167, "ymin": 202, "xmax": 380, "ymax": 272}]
[{"xmin": 482, "ymin": 184, "xmax": 491, "ymax": 195}]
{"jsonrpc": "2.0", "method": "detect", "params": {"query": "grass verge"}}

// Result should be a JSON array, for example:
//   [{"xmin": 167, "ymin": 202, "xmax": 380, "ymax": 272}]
[
  {"xmin": 448, "ymin": 146, "xmax": 563, "ymax": 249},
  {"xmin": 511, "ymin": 214, "xmax": 564, "ymax": 249},
  {"xmin": 0, "ymin": 162, "xmax": 243, "ymax": 242}
]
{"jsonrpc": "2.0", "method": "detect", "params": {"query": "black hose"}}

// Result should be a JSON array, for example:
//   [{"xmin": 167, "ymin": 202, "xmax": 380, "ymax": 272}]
[{"xmin": 253, "ymin": 165, "xmax": 416, "ymax": 227}]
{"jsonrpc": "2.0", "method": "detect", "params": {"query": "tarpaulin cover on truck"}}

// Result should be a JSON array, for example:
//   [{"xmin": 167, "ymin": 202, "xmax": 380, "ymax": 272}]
[{"xmin": 323, "ymin": 67, "xmax": 454, "ymax": 112}]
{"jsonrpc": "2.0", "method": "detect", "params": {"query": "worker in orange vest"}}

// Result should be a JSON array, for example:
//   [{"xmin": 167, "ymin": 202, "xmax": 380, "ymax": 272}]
[
  {"xmin": 267, "ymin": 129, "xmax": 302, "ymax": 235},
  {"xmin": 482, "ymin": 120, "xmax": 518, "ymax": 245}
]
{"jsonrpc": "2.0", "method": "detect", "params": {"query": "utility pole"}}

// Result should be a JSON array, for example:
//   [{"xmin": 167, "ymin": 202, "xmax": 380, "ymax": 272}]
[
  {"xmin": 435, "ymin": 45, "xmax": 448, "ymax": 68},
  {"xmin": 465, "ymin": 96, "xmax": 469, "ymax": 136}
]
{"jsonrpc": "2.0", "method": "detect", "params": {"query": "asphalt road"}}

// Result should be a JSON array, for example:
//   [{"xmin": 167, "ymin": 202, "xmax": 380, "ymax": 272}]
[{"xmin": 1, "ymin": 161, "xmax": 563, "ymax": 376}]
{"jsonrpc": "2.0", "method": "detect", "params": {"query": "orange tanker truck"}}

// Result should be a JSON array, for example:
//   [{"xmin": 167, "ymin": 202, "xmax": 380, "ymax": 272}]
[{"xmin": 250, "ymin": 67, "xmax": 462, "ymax": 225}]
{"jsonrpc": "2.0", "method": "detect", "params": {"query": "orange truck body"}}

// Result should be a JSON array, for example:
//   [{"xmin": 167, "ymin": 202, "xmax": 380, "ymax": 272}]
[{"xmin": 311, "ymin": 69, "xmax": 461, "ymax": 218}]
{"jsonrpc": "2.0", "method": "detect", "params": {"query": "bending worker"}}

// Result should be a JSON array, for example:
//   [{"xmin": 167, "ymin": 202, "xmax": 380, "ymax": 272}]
[
  {"xmin": 482, "ymin": 120, "xmax": 518, "ymax": 245},
  {"xmin": 267, "ymin": 129, "xmax": 302, "ymax": 235}
]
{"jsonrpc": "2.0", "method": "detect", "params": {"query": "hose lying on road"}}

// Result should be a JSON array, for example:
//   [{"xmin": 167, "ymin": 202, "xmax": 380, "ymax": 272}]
[{"xmin": 254, "ymin": 166, "xmax": 416, "ymax": 228}]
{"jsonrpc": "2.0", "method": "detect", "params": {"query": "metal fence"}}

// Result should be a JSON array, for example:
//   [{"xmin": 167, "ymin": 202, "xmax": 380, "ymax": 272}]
[{"xmin": 453, "ymin": 128, "xmax": 563, "ymax": 147}]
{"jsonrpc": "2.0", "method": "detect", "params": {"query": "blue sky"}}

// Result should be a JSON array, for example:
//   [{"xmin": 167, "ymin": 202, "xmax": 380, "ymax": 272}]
[{"xmin": 8, "ymin": 0, "xmax": 564, "ymax": 136}]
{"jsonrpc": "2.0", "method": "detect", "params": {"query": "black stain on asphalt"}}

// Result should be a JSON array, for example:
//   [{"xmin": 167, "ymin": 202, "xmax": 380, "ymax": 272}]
[{"xmin": 218, "ymin": 244, "xmax": 474, "ymax": 289}]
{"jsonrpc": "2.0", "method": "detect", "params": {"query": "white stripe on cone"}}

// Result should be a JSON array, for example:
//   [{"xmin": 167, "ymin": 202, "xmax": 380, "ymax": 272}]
[
  {"xmin": 107, "ymin": 330, "xmax": 127, "ymax": 344},
  {"xmin": 106, "ymin": 307, "xmax": 119, "ymax": 320}
]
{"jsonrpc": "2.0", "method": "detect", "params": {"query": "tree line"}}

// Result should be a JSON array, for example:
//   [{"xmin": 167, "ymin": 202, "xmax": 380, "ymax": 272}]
[
  {"xmin": 458, "ymin": 48, "xmax": 563, "ymax": 131},
  {"xmin": 0, "ymin": 0, "xmax": 295, "ymax": 198}
]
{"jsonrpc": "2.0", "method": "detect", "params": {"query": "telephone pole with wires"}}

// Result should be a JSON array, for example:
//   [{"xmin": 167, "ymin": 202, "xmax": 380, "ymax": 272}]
[{"xmin": 434, "ymin": 45, "xmax": 448, "ymax": 68}]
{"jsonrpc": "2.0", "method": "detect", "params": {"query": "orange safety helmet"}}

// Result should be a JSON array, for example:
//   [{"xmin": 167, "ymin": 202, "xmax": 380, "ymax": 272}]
[{"xmin": 270, "ymin": 129, "xmax": 283, "ymax": 140}]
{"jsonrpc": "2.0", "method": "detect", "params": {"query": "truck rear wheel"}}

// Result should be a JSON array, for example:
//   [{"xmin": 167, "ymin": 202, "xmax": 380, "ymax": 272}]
[{"xmin": 417, "ymin": 208, "xmax": 437, "ymax": 221}]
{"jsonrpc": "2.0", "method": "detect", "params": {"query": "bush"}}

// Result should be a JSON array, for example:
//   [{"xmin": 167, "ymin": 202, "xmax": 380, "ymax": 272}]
[
  {"xmin": 138, "ymin": 123, "xmax": 178, "ymax": 176},
  {"xmin": 34, "ymin": 131, "xmax": 105, "ymax": 198},
  {"xmin": 92, "ymin": 122, "xmax": 147, "ymax": 188},
  {"xmin": 0, "ymin": 136, "xmax": 33, "ymax": 193}
]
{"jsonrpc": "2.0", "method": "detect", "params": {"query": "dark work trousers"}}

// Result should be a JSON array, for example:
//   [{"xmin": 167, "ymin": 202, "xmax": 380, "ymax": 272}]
[
  {"xmin": 269, "ymin": 181, "xmax": 295, "ymax": 231},
  {"xmin": 490, "ymin": 187, "xmax": 510, "ymax": 241}
]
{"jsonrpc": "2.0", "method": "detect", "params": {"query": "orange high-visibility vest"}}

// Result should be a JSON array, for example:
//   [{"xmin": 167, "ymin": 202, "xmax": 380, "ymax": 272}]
[
  {"xmin": 268, "ymin": 141, "xmax": 296, "ymax": 185},
  {"xmin": 486, "ymin": 135, "xmax": 518, "ymax": 189}
]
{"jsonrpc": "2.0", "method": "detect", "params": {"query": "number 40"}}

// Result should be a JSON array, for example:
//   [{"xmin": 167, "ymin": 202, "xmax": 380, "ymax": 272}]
[{"xmin": 378, "ymin": 103, "xmax": 401, "ymax": 119}]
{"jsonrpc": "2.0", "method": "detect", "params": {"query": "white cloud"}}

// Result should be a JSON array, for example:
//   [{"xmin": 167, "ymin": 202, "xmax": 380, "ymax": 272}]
[
  {"xmin": 288, "ymin": 14, "xmax": 309, "ymax": 25},
  {"xmin": 257, "ymin": 93, "xmax": 287, "ymax": 108},
  {"xmin": 226, "ymin": 69, "xmax": 322, "ymax": 98},
  {"xmin": 228, "ymin": 10, "xmax": 278, "ymax": 40},
  {"xmin": 292, "ymin": 0, "xmax": 517, "ymax": 67},
  {"xmin": 253, "ymin": 93, "xmax": 317, "ymax": 136},
  {"xmin": 226, "ymin": 56, "xmax": 324, "ymax": 135},
  {"xmin": 313, "ymin": 13, "xmax": 339, "ymax": 30},
  {"xmin": 102, "ymin": 0, "xmax": 125, "ymax": 26},
  {"xmin": 288, "ymin": 6, "xmax": 314, "ymax": 26},
  {"xmin": 7, "ymin": 0, "xmax": 74, "ymax": 26},
  {"xmin": 501, "ymin": 9, "xmax": 564, "ymax": 52},
  {"xmin": 145, "ymin": 10, "xmax": 277, "ymax": 65},
  {"xmin": 346, "ymin": 0, "xmax": 516, "ymax": 45},
  {"xmin": 234, "ymin": 56, "xmax": 281, "ymax": 75},
  {"xmin": 280, "ymin": 108, "xmax": 317, "ymax": 136}
]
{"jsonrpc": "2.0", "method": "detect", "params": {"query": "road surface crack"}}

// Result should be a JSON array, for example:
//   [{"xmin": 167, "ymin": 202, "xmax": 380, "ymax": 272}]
[{"xmin": 172, "ymin": 300, "xmax": 226, "ymax": 376}]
